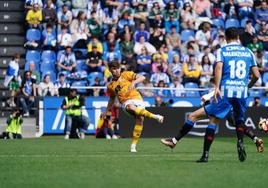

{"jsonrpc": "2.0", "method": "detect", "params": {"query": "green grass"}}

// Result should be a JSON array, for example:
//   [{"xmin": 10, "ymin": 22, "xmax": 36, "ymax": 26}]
[{"xmin": 0, "ymin": 137, "xmax": 268, "ymax": 188}]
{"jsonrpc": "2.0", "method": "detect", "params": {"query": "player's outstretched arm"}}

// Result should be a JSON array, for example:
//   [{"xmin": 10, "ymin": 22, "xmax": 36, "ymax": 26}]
[
  {"xmin": 105, "ymin": 96, "xmax": 116, "ymax": 114},
  {"xmin": 128, "ymin": 74, "xmax": 145, "ymax": 92},
  {"xmin": 248, "ymin": 66, "xmax": 260, "ymax": 88}
]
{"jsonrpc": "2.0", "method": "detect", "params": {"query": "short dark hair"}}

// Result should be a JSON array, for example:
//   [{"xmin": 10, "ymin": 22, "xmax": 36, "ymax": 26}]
[
  {"xmin": 108, "ymin": 61, "xmax": 120, "ymax": 69},
  {"xmin": 225, "ymin": 27, "xmax": 239, "ymax": 41}
]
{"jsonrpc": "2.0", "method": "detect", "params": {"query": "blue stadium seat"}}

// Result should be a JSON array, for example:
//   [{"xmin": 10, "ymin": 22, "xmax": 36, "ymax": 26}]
[
  {"xmin": 57, "ymin": 50, "xmax": 65, "ymax": 61},
  {"xmin": 249, "ymin": 90, "xmax": 263, "ymax": 97},
  {"xmin": 76, "ymin": 60, "xmax": 87, "ymax": 72},
  {"xmin": 24, "ymin": 61, "xmax": 40, "ymax": 71},
  {"xmin": 26, "ymin": 29, "xmax": 41, "ymax": 41},
  {"xmin": 212, "ymin": 18, "xmax": 225, "ymax": 28},
  {"xmin": 184, "ymin": 82, "xmax": 199, "ymax": 88},
  {"xmin": 225, "ymin": 18, "xmax": 240, "ymax": 28},
  {"xmin": 180, "ymin": 29, "xmax": 195, "ymax": 42},
  {"xmin": 74, "ymin": 48, "xmax": 88, "ymax": 59},
  {"xmin": 87, "ymin": 72, "xmax": 104, "ymax": 86},
  {"xmin": 41, "ymin": 50, "xmax": 56, "ymax": 62},
  {"xmin": 71, "ymin": 80, "xmax": 88, "ymax": 94},
  {"xmin": 240, "ymin": 17, "xmax": 253, "ymax": 28},
  {"xmin": 40, "ymin": 60, "xmax": 55, "ymax": 74},
  {"xmin": 263, "ymin": 72, "xmax": 268, "ymax": 84},
  {"xmin": 26, "ymin": 50, "xmax": 40, "ymax": 62},
  {"xmin": 184, "ymin": 82, "xmax": 200, "ymax": 97},
  {"xmin": 41, "ymin": 71, "xmax": 56, "ymax": 82},
  {"xmin": 264, "ymin": 51, "xmax": 268, "ymax": 60}
]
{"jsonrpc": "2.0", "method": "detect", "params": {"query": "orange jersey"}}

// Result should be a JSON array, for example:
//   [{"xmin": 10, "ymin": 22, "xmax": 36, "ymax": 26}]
[{"xmin": 107, "ymin": 71, "xmax": 143, "ymax": 104}]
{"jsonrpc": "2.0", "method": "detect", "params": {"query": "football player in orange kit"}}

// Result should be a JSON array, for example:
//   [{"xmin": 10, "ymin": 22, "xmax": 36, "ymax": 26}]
[{"xmin": 103, "ymin": 61, "xmax": 164, "ymax": 152}]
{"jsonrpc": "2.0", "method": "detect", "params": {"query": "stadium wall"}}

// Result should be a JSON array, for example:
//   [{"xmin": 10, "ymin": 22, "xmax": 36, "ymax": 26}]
[{"xmin": 41, "ymin": 97, "xmax": 268, "ymax": 136}]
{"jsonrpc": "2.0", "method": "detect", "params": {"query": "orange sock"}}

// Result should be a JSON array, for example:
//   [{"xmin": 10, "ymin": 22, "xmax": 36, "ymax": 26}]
[
  {"xmin": 134, "ymin": 108, "xmax": 155, "ymax": 119},
  {"xmin": 132, "ymin": 124, "xmax": 143, "ymax": 145}
]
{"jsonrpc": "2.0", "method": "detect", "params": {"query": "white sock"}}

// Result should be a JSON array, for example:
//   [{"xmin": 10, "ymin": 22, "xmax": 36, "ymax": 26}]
[
  {"xmin": 172, "ymin": 137, "xmax": 177, "ymax": 144},
  {"xmin": 253, "ymin": 137, "xmax": 258, "ymax": 143}
]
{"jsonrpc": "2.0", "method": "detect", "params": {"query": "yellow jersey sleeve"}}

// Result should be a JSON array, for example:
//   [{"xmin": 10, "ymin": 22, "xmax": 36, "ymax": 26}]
[{"xmin": 122, "ymin": 71, "xmax": 136, "ymax": 82}]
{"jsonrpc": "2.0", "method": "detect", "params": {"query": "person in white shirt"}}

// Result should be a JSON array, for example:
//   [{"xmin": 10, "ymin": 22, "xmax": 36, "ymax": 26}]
[
  {"xmin": 170, "ymin": 77, "xmax": 185, "ymax": 97},
  {"xmin": 57, "ymin": 25, "xmax": 72, "ymax": 49},
  {"xmin": 134, "ymin": 35, "xmax": 156, "ymax": 55},
  {"xmin": 38, "ymin": 74, "xmax": 57, "ymax": 96}
]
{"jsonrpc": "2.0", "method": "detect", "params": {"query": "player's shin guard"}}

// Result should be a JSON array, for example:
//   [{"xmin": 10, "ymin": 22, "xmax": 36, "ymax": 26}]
[
  {"xmin": 134, "ymin": 108, "xmax": 154, "ymax": 119},
  {"xmin": 132, "ymin": 124, "xmax": 143, "ymax": 145},
  {"xmin": 174, "ymin": 119, "xmax": 195, "ymax": 142},
  {"xmin": 202, "ymin": 124, "xmax": 216, "ymax": 157}
]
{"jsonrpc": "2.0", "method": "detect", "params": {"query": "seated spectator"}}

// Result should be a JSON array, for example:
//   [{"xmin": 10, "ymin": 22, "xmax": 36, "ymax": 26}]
[
  {"xmin": 151, "ymin": 54, "xmax": 168, "ymax": 73},
  {"xmin": 38, "ymin": 74, "xmax": 57, "ymax": 96},
  {"xmin": 133, "ymin": 3, "xmax": 149, "ymax": 28},
  {"xmin": 87, "ymin": 36, "xmax": 103, "ymax": 54},
  {"xmin": 170, "ymin": 77, "xmax": 185, "ymax": 97},
  {"xmin": 26, "ymin": 3, "xmax": 42, "ymax": 28},
  {"xmin": 42, "ymin": 24, "xmax": 57, "ymax": 50},
  {"xmin": 164, "ymin": 1, "xmax": 179, "ymax": 20},
  {"xmin": 89, "ymin": 77, "xmax": 105, "ymax": 96},
  {"xmin": 19, "ymin": 71, "xmax": 36, "ymax": 117},
  {"xmin": 119, "ymin": 1, "xmax": 134, "ymax": 17},
  {"xmin": 240, "ymin": 20, "xmax": 255, "ymax": 47},
  {"xmin": 87, "ymin": 0, "xmax": 105, "ymax": 23},
  {"xmin": 120, "ymin": 33, "xmax": 135, "ymax": 65},
  {"xmin": 165, "ymin": 14, "xmax": 180, "ymax": 33},
  {"xmin": 168, "ymin": 53, "xmax": 183, "ymax": 80},
  {"xmin": 166, "ymin": 25, "xmax": 181, "ymax": 51},
  {"xmin": 247, "ymin": 35, "xmax": 263, "ymax": 52},
  {"xmin": 237, "ymin": 0, "xmax": 254, "ymax": 20},
  {"xmin": 136, "ymin": 47, "xmax": 152, "ymax": 73},
  {"xmin": 157, "ymin": 44, "xmax": 168, "ymax": 63},
  {"xmin": 103, "ymin": 43, "xmax": 122, "ymax": 65},
  {"xmin": 156, "ymin": 80, "xmax": 168, "ymax": 97},
  {"xmin": 25, "ymin": 0, "xmax": 43, "ymax": 11},
  {"xmin": 148, "ymin": 1, "xmax": 162, "ymax": 20},
  {"xmin": 193, "ymin": 0, "xmax": 211, "ymax": 18},
  {"xmin": 138, "ymin": 77, "xmax": 154, "ymax": 97},
  {"xmin": 212, "ymin": 33, "xmax": 227, "ymax": 48},
  {"xmin": 134, "ymin": 22, "xmax": 150, "ymax": 42},
  {"xmin": 4, "ymin": 53, "xmax": 21, "ymax": 107},
  {"xmin": 29, "ymin": 61, "xmax": 41, "ymax": 85},
  {"xmin": 257, "ymin": 21, "xmax": 268, "ymax": 51},
  {"xmin": 57, "ymin": 25, "xmax": 72, "ymax": 50},
  {"xmin": 181, "ymin": 37, "xmax": 200, "ymax": 58},
  {"xmin": 103, "ymin": 4, "xmax": 119, "ymax": 34},
  {"xmin": 86, "ymin": 45, "xmax": 103, "ymax": 73},
  {"xmin": 103, "ymin": 32, "xmax": 120, "ymax": 53},
  {"xmin": 57, "ymin": 4, "xmax": 73, "ymax": 31},
  {"xmin": 198, "ymin": 46, "xmax": 215, "ymax": 64},
  {"xmin": 150, "ymin": 14, "xmax": 165, "ymax": 34},
  {"xmin": 200, "ymin": 55, "xmax": 213, "ymax": 88},
  {"xmin": 150, "ymin": 65, "xmax": 170, "ymax": 87},
  {"xmin": 149, "ymin": 27, "xmax": 166, "ymax": 50},
  {"xmin": 180, "ymin": 2, "xmax": 197, "ymax": 30},
  {"xmin": 42, "ymin": 0, "xmax": 57, "ymax": 27},
  {"xmin": 118, "ymin": 12, "xmax": 135, "ymax": 33},
  {"xmin": 134, "ymin": 36, "xmax": 156, "ymax": 55},
  {"xmin": 255, "ymin": 1, "xmax": 268, "ymax": 31},
  {"xmin": 70, "ymin": 11, "xmax": 89, "ymax": 46},
  {"xmin": 224, "ymin": 0, "xmax": 239, "ymax": 19},
  {"xmin": 87, "ymin": 11, "xmax": 102, "ymax": 38},
  {"xmin": 54, "ymin": 73, "xmax": 70, "ymax": 96},
  {"xmin": 255, "ymin": 49, "xmax": 268, "ymax": 74},
  {"xmin": 58, "ymin": 46, "xmax": 77, "ymax": 74},
  {"xmin": 195, "ymin": 22, "xmax": 212, "ymax": 49},
  {"xmin": 57, "ymin": 0, "xmax": 72, "ymax": 10},
  {"xmin": 182, "ymin": 55, "xmax": 201, "ymax": 85},
  {"xmin": 120, "ymin": 24, "xmax": 134, "ymax": 40}
]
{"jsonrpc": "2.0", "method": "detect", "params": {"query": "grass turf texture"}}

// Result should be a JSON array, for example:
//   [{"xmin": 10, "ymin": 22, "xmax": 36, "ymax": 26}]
[{"xmin": 0, "ymin": 137, "xmax": 268, "ymax": 188}]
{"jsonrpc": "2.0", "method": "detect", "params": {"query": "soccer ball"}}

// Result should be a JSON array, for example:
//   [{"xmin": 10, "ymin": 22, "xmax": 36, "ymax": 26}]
[{"xmin": 258, "ymin": 119, "xmax": 268, "ymax": 132}]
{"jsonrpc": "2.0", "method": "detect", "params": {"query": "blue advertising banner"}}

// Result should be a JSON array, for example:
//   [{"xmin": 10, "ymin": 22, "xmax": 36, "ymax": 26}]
[{"xmin": 43, "ymin": 97, "xmax": 268, "ymax": 134}]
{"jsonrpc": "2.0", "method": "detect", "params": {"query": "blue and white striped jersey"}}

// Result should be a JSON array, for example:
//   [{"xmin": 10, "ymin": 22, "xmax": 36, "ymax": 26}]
[{"xmin": 216, "ymin": 42, "xmax": 256, "ymax": 99}]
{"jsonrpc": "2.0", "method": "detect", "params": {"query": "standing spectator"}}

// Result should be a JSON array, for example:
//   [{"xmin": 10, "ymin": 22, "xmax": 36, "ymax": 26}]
[
  {"xmin": 87, "ymin": 11, "xmax": 102, "ymax": 38},
  {"xmin": 195, "ymin": 22, "xmax": 212, "ymax": 49},
  {"xmin": 200, "ymin": 55, "xmax": 213, "ymax": 88},
  {"xmin": 166, "ymin": 25, "xmax": 181, "ymax": 51},
  {"xmin": 87, "ymin": 36, "xmax": 103, "ymax": 54},
  {"xmin": 57, "ymin": 25, "xmax": 72, "ymax": 49},
  {"xmin": 26, "ymin": 3, "xmax": 42, "ymax": 28},
  {"xmin": 224, "ymin": 0, "xmax": 239, "ymax": 19},
  {"xmin": 42, "ymin": 0, "xmax": 57, "ymax": 27},
  {"xmin": 257, "ymin": 21, "xmax": 268, "ymax": 51},
  {"xmin": 237, "ymin": 0, "xmax": 254, "ymax": 20},
  {"xmin": 192, "ymin": 0, "xmax": 211, "ymax": 18},
  {"xmin": 57, "ymin": 4, "xmax": 73, "ymax": 31},
  {"xmin": 42, "ymin": 24, "xmax": 57, "ymax": 50},
  {"xmin": 61, "ymin": 89, "xmax": 89, "ymax": 139},
  {"xmin": 54, "ymin": 73, "xmax": 70, "ymax": 96},
  {"xmin": 70, "ymin": 11, "xmax": 89, "ymax": 46},
  {"xmin": 180, "ymin": 2, "xmax": 197, "ymax": 30},
  {"xmin": 134, "ymin": 22, "xmax": 150, "ymax": 42},
  {"xmin": 120, "ymin": 33, "xmax": 135, "ymax": 65},
  {"xmin": 150, "ymin": 65, "xmax": 170, "ymax": 87},
  {"xmin": 134, "ymin": 35, "xmax": 156, "ymax": 55},
  {"xmin": 19, "ymin": 71, "xmax": 36, "ymax": 117},
  {"xmin": 168, "ymin": 53, "xmax": 183, "ymax": 80},
  {"xmin": 118, "ymin": 12, "xmax": 135, "ymax": 33},
  {"xmin": 86, "ymin": 45, "xmax": 103, "ymax": 73},
  {"xmin": 38, "ymin": 74, "xmax": 57, "ymax": 96},
  {"xmin": 58, "ymin": 46, "xmax": 77, "ymax": 74},
  {"xmin": 136, "ymin": 47, "xmax": 152, "ymax": 73},
  {"xmin": 182, "ymin": 55, "xmax": 201, "ymax": 85},
  {"xmin": 4, "ymin": 54, "xmax": 21, "ymax": 107},
  {"xmin": 138, "ymin": 77, "xmax": 154, "ymax": 97},
  {"xmin": 255, "ymin": 1, "xmax": 268, "ymax": 31},
  {"xmin": 170, "ymin": 77, "xmax": 185, "ymax": 97}
]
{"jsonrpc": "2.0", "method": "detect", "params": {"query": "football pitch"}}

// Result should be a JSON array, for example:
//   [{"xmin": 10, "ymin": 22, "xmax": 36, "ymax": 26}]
[{"xmin": 0, "ymin": 137, "xmax": 268, "ymax": 188}]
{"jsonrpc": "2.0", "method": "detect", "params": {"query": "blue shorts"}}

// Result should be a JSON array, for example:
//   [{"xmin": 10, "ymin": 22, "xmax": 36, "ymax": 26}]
[{"xmin": 204, "ymin": 97, "xmax": 247, "ymax": 124}]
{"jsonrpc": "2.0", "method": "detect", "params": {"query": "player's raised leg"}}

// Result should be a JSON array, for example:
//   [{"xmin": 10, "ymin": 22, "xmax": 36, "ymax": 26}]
[{"xmin": 161, "ymin": 107, "xmax": 207, "ymax": 148}]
